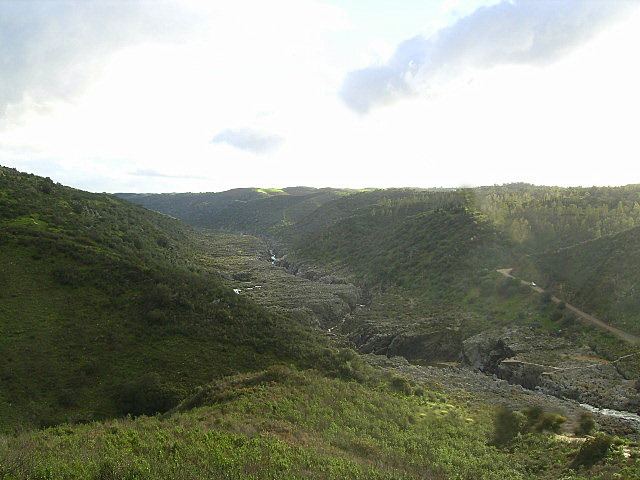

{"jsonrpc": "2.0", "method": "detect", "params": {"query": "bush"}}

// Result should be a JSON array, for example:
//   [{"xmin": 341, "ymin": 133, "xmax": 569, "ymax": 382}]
[
  {"xmin": 116, "ymin": 372, "xmax": 181, "ymax": 417},
  {"xmin": 575, "ymin": 412, "xmax": 596, "ymax": 436},
  {"xmin": 523, "ymin": 406, "xmax": 543, "ymax": 429},
  {"xmin": 389, "ymin": 375, "xmax": 413, "ymax": 395},
  {"xmin": 571, "ymin": 433, "xmax": 612, "ymax": 469},
  {"xmin": 533, "ymin": 412, "xmax": 566, "ymax": 433},
  {"xmin": 52, "ymin": 266, "xmax": 81, "ymax": 286},
  {"xmin": 491, "ymin": 407, "xmax": 526, "ymax": 446},
  {"xmin": 498, "ymin": 278, "xmax": 521, "ymax": 297}
]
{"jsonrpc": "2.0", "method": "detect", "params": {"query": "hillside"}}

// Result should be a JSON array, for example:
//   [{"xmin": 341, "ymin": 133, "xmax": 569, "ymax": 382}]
[
  {"xmin": 473, "ymin": 184, "xmax": 640, "ymax": 252},
  {"xmin": 521, "ymin": 225, "xmax": 640, "ymax": 336},
  {"xmin": 4, "ymin": 366, "xmax": 640, "ymax": 480},
  {"xmin": 119, "ymin": 187, "xmax": 355, "ymax": 236},
  {"xmin": 0, "ymin": 167, "xmax": 337, "ymax": 432}
]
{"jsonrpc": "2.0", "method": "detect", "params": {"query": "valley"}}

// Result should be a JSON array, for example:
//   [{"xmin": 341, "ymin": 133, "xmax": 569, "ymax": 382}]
[{"xmin": 2, "ymin": 168, "xmax": 640, "ymax": 478}]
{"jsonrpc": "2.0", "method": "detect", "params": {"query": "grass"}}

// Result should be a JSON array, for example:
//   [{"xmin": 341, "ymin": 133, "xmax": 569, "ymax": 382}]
[{"xmin": 4, "ymin": 367, "xmax": 636, "ymax": 479}]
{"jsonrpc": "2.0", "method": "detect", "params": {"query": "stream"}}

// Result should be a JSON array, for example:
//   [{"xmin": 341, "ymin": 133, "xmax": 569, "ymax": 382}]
[{"xmin": 579, "ymin": 403, "xmax": 640, "ymax": 427}]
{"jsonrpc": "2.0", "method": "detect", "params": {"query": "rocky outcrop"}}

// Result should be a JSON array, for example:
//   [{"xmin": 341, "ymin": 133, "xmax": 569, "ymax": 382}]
[
  {"xmin": 349, "ymin": 322, "xmax": 462, "ymax": 363},
  {"xmin": 462, "ymin": 327, "xmax": 640, "ymax": 413}
]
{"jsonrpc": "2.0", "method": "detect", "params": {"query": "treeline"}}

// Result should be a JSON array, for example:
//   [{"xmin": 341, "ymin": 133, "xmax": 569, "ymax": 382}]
[{"xmin": 474, "ymin": 183, "xmax": 640, "ymax": 252}]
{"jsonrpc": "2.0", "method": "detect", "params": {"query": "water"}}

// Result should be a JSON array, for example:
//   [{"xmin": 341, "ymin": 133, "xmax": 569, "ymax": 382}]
[{"xmin": 579, "ymin": 403, "xmax": 640, "ymax": 427}]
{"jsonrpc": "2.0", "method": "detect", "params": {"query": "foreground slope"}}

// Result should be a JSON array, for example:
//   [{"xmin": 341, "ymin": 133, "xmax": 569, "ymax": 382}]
[{"xmin": 4, "ymin": 366, "xmax": 640, "ymax": 480}]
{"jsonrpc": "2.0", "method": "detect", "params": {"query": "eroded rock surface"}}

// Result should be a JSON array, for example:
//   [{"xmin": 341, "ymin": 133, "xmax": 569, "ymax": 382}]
[{"xmin": 462, "ymin": 327, "xmax": 640, "ymax": 413}]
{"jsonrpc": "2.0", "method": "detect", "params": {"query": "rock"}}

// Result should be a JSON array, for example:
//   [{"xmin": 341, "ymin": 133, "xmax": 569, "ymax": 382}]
[{"xmin": 461, "ymin": 327, "xmax": 640, "ymax": 413}]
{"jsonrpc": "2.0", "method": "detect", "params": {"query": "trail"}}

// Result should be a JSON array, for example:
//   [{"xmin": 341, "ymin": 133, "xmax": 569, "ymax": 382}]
[{"xmin": 497, "ymin": 268, "xmax": 640, "ymax": 346}]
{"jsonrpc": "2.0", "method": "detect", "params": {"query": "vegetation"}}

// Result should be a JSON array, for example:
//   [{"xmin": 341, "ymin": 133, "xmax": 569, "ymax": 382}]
[
  {"xmin": 0, "ymin": 167, "xmax": 341, "ymax": 431},
  {"xmin": 2, "ymin": 367, "xmax": 638, "ymax": 480},
  {"xmin": 4, "ymin": 169, "xmax": 640, "ymax": 478},
  {"xmin": 571, "ymin": 433, "xmax": 613, "ymax": 469}
]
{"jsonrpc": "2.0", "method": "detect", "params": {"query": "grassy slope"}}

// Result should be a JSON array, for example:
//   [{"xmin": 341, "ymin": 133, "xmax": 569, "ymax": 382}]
[
  {"xmin": 3, "ymin": 367, "xmax": 638, "ymax": 480},
  {"xmin": 0, "ymin": 167, "xmax": 334, "ymax": 431}
]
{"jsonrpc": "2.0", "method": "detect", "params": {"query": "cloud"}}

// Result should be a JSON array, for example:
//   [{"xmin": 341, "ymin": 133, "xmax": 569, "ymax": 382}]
[
  {"xmin": 341, "ymin": 0, "xmax": 636, "ymax": 113},
  {"xmin": 211, "ymin": 128, "xmax": 283, "ymax": 154},
  {"xmin": 0, "ymin": 0, "xmax": 197, "ymax": 117},
  {"xmin": 129, "ymin": 169, "xmax": 203, "ymax": 180}
]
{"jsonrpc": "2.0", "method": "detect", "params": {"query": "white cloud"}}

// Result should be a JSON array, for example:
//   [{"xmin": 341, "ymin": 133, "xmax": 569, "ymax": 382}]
[
  {"xmin": 341, "ymin": 0, "xmax": 637, "ymax": 113},
  {"xmin": 212, "ymin": 129, "xmax": 283, "ymax": 154},
  {"xmin": 0, "ymin": 0, "xmax": 639, "ymax": 192},
  {"xmin": 0, "ymin": 0, "xmax": 199, "ymax": 120}
]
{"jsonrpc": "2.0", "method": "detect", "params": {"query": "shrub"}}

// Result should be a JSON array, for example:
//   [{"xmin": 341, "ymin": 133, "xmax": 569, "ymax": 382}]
[
  {"xmin": 533, "ymin": 412, "xmax": 566, "ymax": 433},
  {"xmin": 575, "ymin": 412, "xmax": 596, "ymax": 436},
  {"xmin": 491, "ymin": 407, "xmax": 526, "ymax": 446},
  {"xmin": 498, "ymin": 277, "xmax": 521, "ymax": 297},
  {"xmin": 571, "ymin": 433, "xmax": 612, "ymax": 469},
  {"xmin": 52, "ymin": 266, "xmax": 81, "ymax": 286},
  {"xmin": 540, "ymin": 292, "xmax": 553, "ymax": 305},
  {"xmin": 523, "ymin": 406, "xmax": 543, "ymax": 429},
  {"xmin": 389, "ymin": 375, "xmax": 413, "ymax": 395},
  {"xmin": 146, "ymin": 308, "xmax": 169, "ymax": 326},
  {"xmin": 115, "ymin": 372, "xmax": 181, "ymax": 417}
]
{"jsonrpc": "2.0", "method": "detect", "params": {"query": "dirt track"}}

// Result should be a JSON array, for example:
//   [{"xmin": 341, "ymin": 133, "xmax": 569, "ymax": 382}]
[{"xmin": 497, "ymin": 268, "xmax": 640, "ymax": 346}]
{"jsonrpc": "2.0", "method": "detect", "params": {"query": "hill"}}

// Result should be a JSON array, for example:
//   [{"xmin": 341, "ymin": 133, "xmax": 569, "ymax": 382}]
[
  {"xmin": 0, "ymin": 167, "xmax": 338, "ymax": 432},
  {"xmin": 3, "ymin": 168, "xmax": 640, "ymax": 478},
  {"xmin": 521, "ymin": 224, "xmax": 640, "ymax": 335},
  {"xmin": 118, "ymin": 187, "xmax": 355, "ymax": 236},
  {"xmin": 4, "ymin": 366, "xmax": 639, "ymax": 480}
]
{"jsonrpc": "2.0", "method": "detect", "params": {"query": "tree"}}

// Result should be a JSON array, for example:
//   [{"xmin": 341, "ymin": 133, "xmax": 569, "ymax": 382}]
[
  {"xmin": 491, "ymin": 407, "xmax": 525, "ymax": 446},
  {"xmin": 571, "ymin": 433, "xmax": 612, "ymax": 469},
  {"xmin": 574, "ymin": 412, "xmax": 596, "ymax": 436}
]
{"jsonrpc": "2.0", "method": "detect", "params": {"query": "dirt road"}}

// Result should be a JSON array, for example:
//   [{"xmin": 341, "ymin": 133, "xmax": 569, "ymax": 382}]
[{"xmin": 497, "ymin": 268, "xmax": 640, "ymax": 346}]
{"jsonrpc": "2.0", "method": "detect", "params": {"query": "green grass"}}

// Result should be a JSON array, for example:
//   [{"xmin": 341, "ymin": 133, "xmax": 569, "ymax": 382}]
[{"xmin": 4, "ymin": 367, "xmax": 636, "ymax": 480}]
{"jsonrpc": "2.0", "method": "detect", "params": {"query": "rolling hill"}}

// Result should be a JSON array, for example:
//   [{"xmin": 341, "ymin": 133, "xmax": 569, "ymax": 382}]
[{"xmin": 0, "ymin": 167, "xmax": 337, "ymax": 432}]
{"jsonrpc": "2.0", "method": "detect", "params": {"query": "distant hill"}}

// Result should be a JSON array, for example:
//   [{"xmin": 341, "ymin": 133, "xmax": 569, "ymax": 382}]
[
  {"xmin": 118, "ymin": 187, "xmax": 356, "ymax": 236},
  {"xmin": 292, "ymin": 190, "xmax": 513, "ymax": 297},
  {"xmin": 472, "ymin": 183, "xmax": 640, "ymax": 253}
]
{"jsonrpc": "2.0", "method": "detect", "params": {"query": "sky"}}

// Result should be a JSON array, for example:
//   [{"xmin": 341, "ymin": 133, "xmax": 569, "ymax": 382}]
[{"xmin": 1, "ymin": 0, "xmax": 639, "ymax": 193}]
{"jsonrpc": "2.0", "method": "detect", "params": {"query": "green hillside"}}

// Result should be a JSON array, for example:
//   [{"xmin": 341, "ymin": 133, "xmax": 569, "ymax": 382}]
[
  {"xmin": 4, "ymin": 366, "xmax": 638, "ymax": 480},
  {"xmin": 3, "ymin": 168, "xmax": 640, "ymax": 478},
  {"xmin": 522, "ymin": 225, "xmax": 640, "ymax": 335},
  {"xmin": 293, "ymin": 190, "xmax": 512, "ymax": 295},
  {"xmin": 473, "ymin": 184, "xmax": 640, "ymax": 252},
  {"xmin": 0, "ymin": 167, "xmax": 336, "ymax": 432},
  {"xmin": 118, "ymin": 187, "xmax": 355, "ymax": 236}
]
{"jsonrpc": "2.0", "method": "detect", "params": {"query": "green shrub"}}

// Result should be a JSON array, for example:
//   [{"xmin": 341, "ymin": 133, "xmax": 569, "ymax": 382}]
[
  {"xmin": 523, "ymin": 406, "xmax": 544, "ymax": 429},
  {"xmin": 571, "ymin": 433, "xmax": 612, "ymax": 469},
  {"xmin": 574, "ymin": 412, "xmax": 596, "ymax": 436},
  {"xmin": 389, "ymin": 375, "xmax": 413, "ymax": 395},
  {"xmin": 533, "ymin": 412, "xmax": 566, "ymax": 433},
  {"xmin": 491, "ymin": 407, "xmax": 526, "ymax": 446},
  {"xmin": 52, "ymin": 266, "xmax": 81, "ymax": 286}
]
